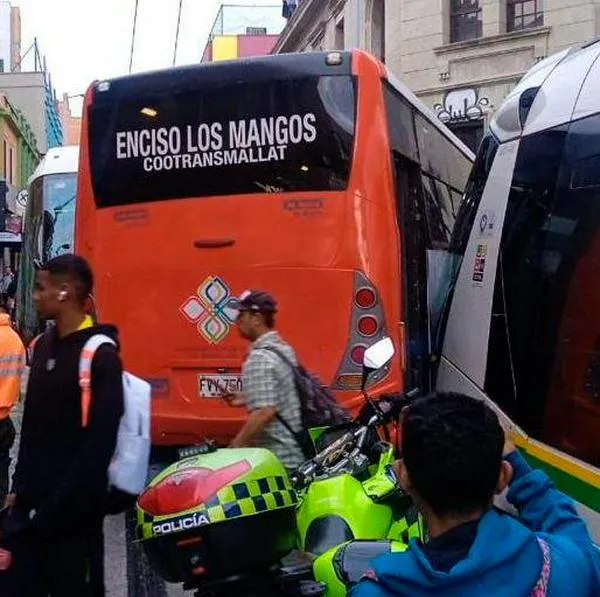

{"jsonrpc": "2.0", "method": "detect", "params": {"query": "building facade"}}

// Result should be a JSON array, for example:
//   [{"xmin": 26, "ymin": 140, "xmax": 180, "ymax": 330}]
[
  {"xmin": 274, "ymin": 0, "xmax": 386, "ymax": 59},
  {"xmin": 0, "ymin": 93, "xmax": 38, "ymax": 188},
  {"xmin": 58, "ymin": 93, "xmax": 82, "ymax": 145},
  {"xmin": 275, "ymin": 0, "xmax": 600, "ymax": 151},
  {"xmin": 202, "ymin": 4, "xmax": 286, "ymax": 62},
  {"xmin": 0, "ymin": 92, "xmax": 39, "ymax": 266},
  {"xmin": 0, "ymin": 70, "xmax": 63, "ymax": 153}
]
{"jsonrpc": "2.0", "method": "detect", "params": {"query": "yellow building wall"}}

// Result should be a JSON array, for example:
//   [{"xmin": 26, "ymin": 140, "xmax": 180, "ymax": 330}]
[
  {"xmin": 0, "ymin": 117, "xmax": 19, "ymax": 186},
  {"xmin": 212, "ymin": 35, "xmax": 239, "ymax": 61}
]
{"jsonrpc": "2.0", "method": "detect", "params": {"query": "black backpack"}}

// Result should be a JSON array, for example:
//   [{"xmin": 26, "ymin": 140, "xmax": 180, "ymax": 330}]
[{"xmin": 259, "ymin": 346, "xmax": 352, "ymax": 458}]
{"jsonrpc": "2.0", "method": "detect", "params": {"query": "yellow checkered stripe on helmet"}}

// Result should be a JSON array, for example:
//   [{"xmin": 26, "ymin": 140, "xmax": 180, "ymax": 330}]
[
  {"xmin": 207, "ymin": 474, "xmax": 298, "ymax": 521},
  {"xmin": 389, "ymin": 505, "xmax": 423, "ymax": 544},
  {"xmin": 137, "ymin": 475, "xmax": 298, "ymax": 539}
]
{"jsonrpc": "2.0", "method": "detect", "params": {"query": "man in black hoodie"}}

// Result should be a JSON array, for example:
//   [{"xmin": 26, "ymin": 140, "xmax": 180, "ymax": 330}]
[{"xmin": 1, "ymin": 254, "xmax": 124, "ymax": 596}]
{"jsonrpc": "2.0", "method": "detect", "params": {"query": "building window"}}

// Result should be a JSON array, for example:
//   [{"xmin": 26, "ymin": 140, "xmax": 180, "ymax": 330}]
[
  {"xmin": 282, "ymin": 0, "xmax": 298, "ymax": 20},
  {"xmin": 450, "ymin": 0, "xmax": 482, "ymax": 43},
  {"xmin": 507, "ymin": 0, "xmax": 544, "ymax": 32},
  {"xmin": 369, "ymin": 0, "xmax": 385, "ymax": 62},
  {"xmin": 335, "ymin": 18, "xmax": 345, "ymax": 50},
  {"xmin": 448, "ymin": 121, "xmax": 485, "ymax": 154},
  {"xmin": 246, "ymin": 27, "xmax": 267, "ymax": 35}
]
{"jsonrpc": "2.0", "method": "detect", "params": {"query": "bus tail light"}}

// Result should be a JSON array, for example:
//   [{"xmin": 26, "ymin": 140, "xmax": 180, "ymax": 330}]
[
  {"xmin": 333, "ymin": 272, "xmax": 390, "ymax": 390},
  {"xmin": 335, "ymin": 374, "xmax": 363, "ymax": 389},
  {"xmin": 358, "ymin": 315, "xmax": 379, "ymax": 337},
  {"xmin": 350, "ymin": 345, "xmax": 367, "ymax": 365},
  {"xmin": 355, "ymin": 288, "xmax": 376, "ymax": 309}
]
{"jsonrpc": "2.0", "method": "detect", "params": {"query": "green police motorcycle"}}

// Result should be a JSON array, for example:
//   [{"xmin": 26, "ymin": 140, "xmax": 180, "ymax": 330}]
[{"xmin": 135, "ymin": 337, "xmax": 422, "ymax": 596}]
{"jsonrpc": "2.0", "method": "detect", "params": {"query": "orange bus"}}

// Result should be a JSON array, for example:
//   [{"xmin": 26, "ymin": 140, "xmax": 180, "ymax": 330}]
[{"xmin": 76, "ymin": 50, "xmax": 474, "ymax": 447}]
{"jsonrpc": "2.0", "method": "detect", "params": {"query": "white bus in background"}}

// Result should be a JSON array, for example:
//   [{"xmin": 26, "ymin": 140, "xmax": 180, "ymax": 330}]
[{"xmin": 16, "ymin": 145, "xmax": 79, "ymax": 341}]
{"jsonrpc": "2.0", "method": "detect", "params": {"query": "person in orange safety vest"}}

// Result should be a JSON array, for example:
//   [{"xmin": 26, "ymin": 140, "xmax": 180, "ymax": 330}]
[{"xmin": 0, "ymin": 303, "xmax": 25, "ymax": 506}]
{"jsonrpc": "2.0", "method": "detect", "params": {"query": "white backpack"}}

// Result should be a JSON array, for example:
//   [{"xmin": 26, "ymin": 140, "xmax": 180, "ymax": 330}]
[{"xmin": 79, "ymin": 334, "xmax": 151, "ymax": 495}]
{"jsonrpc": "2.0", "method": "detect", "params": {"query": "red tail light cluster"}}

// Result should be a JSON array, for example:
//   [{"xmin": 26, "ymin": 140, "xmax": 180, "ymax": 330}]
[
  {"xmin": 334, "ymin": 272, "xmax": 389, "ymax": 389},
  {"xmin": 350, "ymin": 345, "xmax": 367, "ymax": 366},
  {"xmin": 358, "ymin": 315, "xmax": 379, "ymax": 337},
  {"xmin": 355, "ymin": 285, "xmax": 380, "ymax": 340},
  {"xmin": 355, "ymin": 287, "xmax": 376, "ymax": 309}
]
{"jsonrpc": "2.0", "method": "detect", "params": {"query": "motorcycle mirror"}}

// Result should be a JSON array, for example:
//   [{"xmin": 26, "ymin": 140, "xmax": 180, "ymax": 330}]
[
  {"xmin": 361, "ymin": 337, "xmax": 395, "ymax": 392},
  {"xmin": 363, "ymin": 337, "xmax": 395, "ymax": 371}
]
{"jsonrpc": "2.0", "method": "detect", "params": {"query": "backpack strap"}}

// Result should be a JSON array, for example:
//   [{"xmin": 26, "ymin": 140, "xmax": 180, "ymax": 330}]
[
  {"xmin": 256, "ymin": 345, "xmax": 295, "ymax": 368},
  {"xmin": 254, "ymin": 346, "xmax": 311, "ymax": 457},
  {"xmin": 79, "ymin": 334, "xmax": 116, "ymax": 428},
  {"xmin": 530, "ymin": 538, "xmax": 551, "ymax": 596},
  {"xmin": 27, "ymin": 333, "xmax": 44, "ymax": 365}
]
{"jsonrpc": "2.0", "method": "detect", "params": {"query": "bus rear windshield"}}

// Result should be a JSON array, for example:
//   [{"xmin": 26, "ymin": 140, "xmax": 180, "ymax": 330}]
[{"xmin": 89, "ymin": 75, "xmax": 356, "ymax": 207}]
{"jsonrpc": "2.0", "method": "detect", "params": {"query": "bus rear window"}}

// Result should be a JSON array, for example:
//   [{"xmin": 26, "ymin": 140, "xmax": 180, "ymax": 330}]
[{"xmin": 89, "ymin": 75, "xmax": 356, "ymax": 206}]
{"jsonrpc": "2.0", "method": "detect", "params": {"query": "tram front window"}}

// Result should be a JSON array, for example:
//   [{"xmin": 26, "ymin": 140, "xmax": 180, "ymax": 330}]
[{"xmin": 487, "ymin": 118, "xmax": 600, "ymax": 468}]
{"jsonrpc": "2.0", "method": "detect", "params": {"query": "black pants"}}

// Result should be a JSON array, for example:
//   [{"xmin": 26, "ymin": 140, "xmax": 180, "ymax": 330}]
[
  {"xmin": 0, "ymin": 417, "xmax": 15, "ymax": 505},
  {"xmin": 1, "ymin": 507, "xmax": 105, "ymax": 596}
]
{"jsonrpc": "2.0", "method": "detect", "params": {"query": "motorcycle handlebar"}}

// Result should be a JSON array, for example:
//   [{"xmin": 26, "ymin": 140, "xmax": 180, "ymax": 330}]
[
  {"xmin": 291, "ymin": 388, "xmax": 420, "ymax": 488},
  {"xmin": 375, "ymin": 387, "xmax": 421, "ymax": 423}
]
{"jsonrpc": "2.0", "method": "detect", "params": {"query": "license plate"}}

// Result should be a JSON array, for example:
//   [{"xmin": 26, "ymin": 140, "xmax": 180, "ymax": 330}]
[{"xmin": 198, "ymin": 374, "xmax": 242, "ymax": 398}]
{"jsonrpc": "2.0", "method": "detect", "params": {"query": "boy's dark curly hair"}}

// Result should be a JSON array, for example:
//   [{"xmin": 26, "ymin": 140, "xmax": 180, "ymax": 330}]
[{"xmin": 402, "ymin": 392, "xmax": 504, "ymax": 517}]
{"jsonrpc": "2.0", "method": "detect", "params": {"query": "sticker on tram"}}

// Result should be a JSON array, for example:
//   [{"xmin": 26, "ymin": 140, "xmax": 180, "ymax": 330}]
[
  {"xmin": 472, "ymin": 244, "xmax": 488, "ymax": 286},
  {"xmin": 478, "ymin": 210, "xmax": 496, "ymax": 238}
]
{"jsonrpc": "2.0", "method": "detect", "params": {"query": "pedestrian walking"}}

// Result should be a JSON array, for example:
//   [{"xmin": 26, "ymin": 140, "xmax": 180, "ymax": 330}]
[
  {"xmin": 5, "ymin": 272, "xmax": 17, "ymax": 320},
  {"xmin": 0, "ymin": 267, "xmax": 14, "ymax": 306},
  {"xmin": 227, "ymin": 290, "xmax": 305, "ymax": 472},
  {"xmin": 0, "ymin": 254, "xmax": 124, "ymax": 597},
  {"xmin": 0, "ymin": 303, "xmax": 25, "ymax": 506}
]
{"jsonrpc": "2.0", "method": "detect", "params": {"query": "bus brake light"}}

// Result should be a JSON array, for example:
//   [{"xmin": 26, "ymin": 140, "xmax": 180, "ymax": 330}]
[
  {"xmin": 358, "ymin": 315, "xmax": 379, "ymax": 337},
  {"xmin": 332, "ymin": 272, "xmax": 389, "ymax": 390},
  {"xmin": 351, "ymin": 345, "xmax": 367, "ymax": 366},
  {"xmin": 356, "ymin": 288, "xmax": 376, "ymax": 309}
]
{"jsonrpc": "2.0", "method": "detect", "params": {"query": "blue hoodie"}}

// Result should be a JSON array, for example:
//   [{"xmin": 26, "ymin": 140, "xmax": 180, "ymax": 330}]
[{"xmin": 352, "ymin": 451, "xmax": 600, "ymax": 597}]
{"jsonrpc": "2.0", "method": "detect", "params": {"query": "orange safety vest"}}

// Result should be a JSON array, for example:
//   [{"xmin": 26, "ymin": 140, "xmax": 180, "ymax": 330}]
[{"xmin": 0, "ymin": 313, "xmax": 25, "ymax": 420}]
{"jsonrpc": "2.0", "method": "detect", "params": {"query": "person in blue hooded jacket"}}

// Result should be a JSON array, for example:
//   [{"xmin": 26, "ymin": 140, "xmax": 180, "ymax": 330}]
[{"xmin": 352, "ymin": 392, "xmax": 600, "ymax": 597}]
